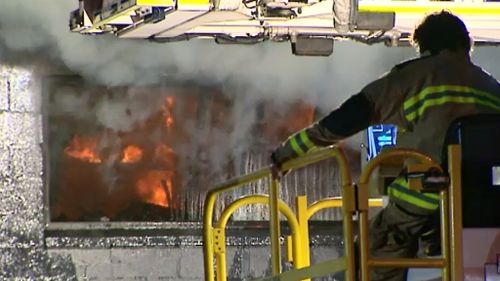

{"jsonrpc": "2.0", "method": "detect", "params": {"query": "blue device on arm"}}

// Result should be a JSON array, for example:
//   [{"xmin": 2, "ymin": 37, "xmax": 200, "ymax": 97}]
[{"xmin": 366, "ymin": 124, "xmax": 398, "ymax": 161}]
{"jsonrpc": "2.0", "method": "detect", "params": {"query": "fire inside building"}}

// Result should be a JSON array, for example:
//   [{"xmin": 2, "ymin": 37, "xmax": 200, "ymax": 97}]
[
  {"xmin": 45, "ymin": 76, "xmax": 340, "ymax": 223},
  {"xmin": 0, "ymin": 0, "xmax": 499, "ymax": 281}
]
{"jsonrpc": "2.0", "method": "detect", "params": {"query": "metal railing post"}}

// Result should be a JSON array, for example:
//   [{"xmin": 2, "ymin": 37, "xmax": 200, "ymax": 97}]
[
  {"xmin": 357, "ymin": 182, "xmax": 370, "ymax": 281},
  {"xmin": 270, "ymin": 177, "xmax": 282, "ymax": 275},
  {"xmin": 440, "ymin": 186, "xmax": 450, "ymax": 281},
  {"xmin": 342, "ymin": 182, "xmax": 357, "ymax": 281},
  {"xmin": 448, "ymin": 145, "xmax": 463, "ymax": 281},
  {"xmin": 204, "ymin": 192, "xmax": 217, "ymax": 281},
  {"xmin": 215, "ymin": 195, "xmax": 302, "ymax": 281},
  {"xmin": 203, "ymin": 147, "xmax": 349, "ymax": 281},
  {"xmin": 296, "ymin": 195, "xmax": 310, "ymax": 280},
  {"xmin": 357, "ymin": 149, "xmax": 445, "ymax": 281}
]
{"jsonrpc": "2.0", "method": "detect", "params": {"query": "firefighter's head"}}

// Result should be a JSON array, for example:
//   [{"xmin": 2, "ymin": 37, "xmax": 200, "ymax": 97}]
[{"xmin": 412, "ymin": 11, "xmax": 471, "ymax": 55}]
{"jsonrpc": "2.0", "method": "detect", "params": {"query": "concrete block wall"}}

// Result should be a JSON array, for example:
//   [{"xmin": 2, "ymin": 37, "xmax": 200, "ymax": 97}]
[
  {"xmin": 0, "ymin": 65, "xmax": 78, "ymax": 280},
  {"xmin": 49, "ymin": 248, "xmax": 201, "ymax": 281},
  {"xmin": 47, "ymin": 245, "xmax": 341, "ymax": 281}
]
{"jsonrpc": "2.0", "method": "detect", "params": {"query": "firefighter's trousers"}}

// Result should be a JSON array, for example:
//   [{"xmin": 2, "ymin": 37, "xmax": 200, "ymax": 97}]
[{"xmin": 369, "ymin": 200, "xmax": 440, "ymax": 281}]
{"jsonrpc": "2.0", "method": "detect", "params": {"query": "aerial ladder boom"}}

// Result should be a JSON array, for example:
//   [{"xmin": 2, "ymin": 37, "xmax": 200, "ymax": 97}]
[{"xmin": 70, "ymin": 0, "xmax": 500, "ymax": 55}]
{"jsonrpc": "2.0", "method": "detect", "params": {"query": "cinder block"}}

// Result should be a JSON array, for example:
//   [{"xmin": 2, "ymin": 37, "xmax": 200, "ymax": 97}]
[
  {"xmin": 46, "ymin": 251, "xmax": 79, "ymax": 281},
  {"xmin": 8, "ymin": 68, "xmax": 35, "ymax": 113},
  {"xmin": 111, "ymin": 248, "xmax": 180, "ymax": 279},
  {"xmin": 0, "ymin": 178, "xmax": 43, "ymax": 226},
  {"xmin": 62, "ymin": 249, "xmax": 113, "ymax": 280},
  {"xmin": 311, "ymin": 246, "xmax": 342, "ymax": 263},
  {"xmin": 224, "ymin": 247, "xmax": 239, "ymax": 279},
  {"xmin": 0, "ymin": 66, "xmax": 12, "ymax": 77},
  {"xmin": 161, "ymin": 277, "xmax": 198, "ymax": 281},
  {"xmin": 12, "ymin": 174, "xmax": 43, "ymax": 194},
  {"xmin": 178, "ymin": 247, "xmax": 204, "ymax": 279},
  {"xmin": 0, "ymin": 112, "xmax": 39, "ymax": 148},
  {"xmin": 0, "ymin": 147, "xmax": 11, "ymax": 178},
  {"xmin": 246, "ymin": 247, "xmax": 271, "ymax": 279},
  {"xmin": 0, "ymin": 77, "xmax": 9, "ymax": 111},
  {"xmin": 11, "ymin": 147, "xmax": 43, "ymax": 178},
  {"xmin": 0, "ymin": 247, "xmax": 47, "ymax": 279}
]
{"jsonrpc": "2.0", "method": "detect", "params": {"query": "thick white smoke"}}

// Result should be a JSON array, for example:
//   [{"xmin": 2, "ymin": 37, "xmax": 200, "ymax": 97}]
[
  {"xmin": 0, "ymin": 0, "xmax": 498, "ymax": 182},
  {"xmin": 0, "ymin": 1, "xmax": 415, "ymax": 104},
  {"xmin": 0, "ymin": 1, "xmax": 498, "ymax": 103}
]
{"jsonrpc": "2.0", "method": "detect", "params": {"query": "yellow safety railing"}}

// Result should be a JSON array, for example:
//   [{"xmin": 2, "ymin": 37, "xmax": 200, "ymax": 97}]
[
  {"xmin": 357, "ymin": 148, "xmax": 449, "ymax": 281},
  {"xmin": 286, "ymin": 196, "xmax": 383, "ymax": 275},
  {"xmin": 212, "ymin": 195, "xmax": 302, "ymax": 281},
  {"xmin": 447, "ymin": 145, "xmax": 463, "ymax": 280},
  {"xmin": 203, "ymin": 146, "xmax": 386, "ymax": 281},
  {"xmin": 204, "ymin": 145, "xmax": 463, "ymax": 281},
  {"xmin": 203, "ymin": 146, "xmax": 357, "ymax": 281},
  {"xmin": 249, "ymin": 147, "xmax": 464, "ymax": 281}
]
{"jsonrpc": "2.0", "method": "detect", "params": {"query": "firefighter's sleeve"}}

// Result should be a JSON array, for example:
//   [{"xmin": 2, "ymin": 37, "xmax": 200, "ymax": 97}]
[{"xmin": 271, "ymin": 93, "xmax": 372, "ymax": 166}]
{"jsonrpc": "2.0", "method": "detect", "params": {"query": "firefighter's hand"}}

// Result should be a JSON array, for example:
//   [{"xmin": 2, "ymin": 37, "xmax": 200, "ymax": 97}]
[
  {"xmin": 270, "ymin": 164, "xmax": 283, "ymax": 180},
  {"xmin": 270, "ymin": 140, "xmax": 298, "ymax": 178}
]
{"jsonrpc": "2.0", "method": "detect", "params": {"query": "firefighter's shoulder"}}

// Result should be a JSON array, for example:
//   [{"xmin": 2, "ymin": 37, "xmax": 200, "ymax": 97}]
[{"xmin": 391, "ymin": 55, "xmax": 434, "ymax": 72}]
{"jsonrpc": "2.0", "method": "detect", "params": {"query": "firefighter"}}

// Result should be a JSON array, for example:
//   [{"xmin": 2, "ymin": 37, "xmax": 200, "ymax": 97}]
[{"xmin": 271, "ymin": 11, "xmax": 500, "ymax": 281}]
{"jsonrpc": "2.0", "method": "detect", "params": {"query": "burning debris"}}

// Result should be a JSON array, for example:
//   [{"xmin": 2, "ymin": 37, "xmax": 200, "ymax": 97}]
[
  {"xmin": 121, "ymin": 144, "xmax": 143, "ymax": 163},
  {"xmin": 45, "ymin": 76, "xmax": 341, "ymax": 223},
  {"xmin": 64, "ymin": 134, "xmax": 103, "ymax": 163},
  {"xmin": 52, "ymin": 90, "xmax": 183, "ymax": 221}
]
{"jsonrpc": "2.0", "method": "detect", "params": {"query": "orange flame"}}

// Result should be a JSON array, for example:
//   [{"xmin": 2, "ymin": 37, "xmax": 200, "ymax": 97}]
[
  {"xmin": 121, "ymin": 145, "xmax": 143, "ymax": 163},
  {"xmin": 59, "ymin": 94, "xmax": 182, "ymax": 219},
  {"xmin": 163, "ymin": 96, "xmax": 175, "ymax": 129},
  {"xmin": 64, "ymin": 135, "xmax": 102, "ymax": 163},
  {"xmin": 136, "ymin": 170, "xmax": 173, "ymax": 207},
  {"xmin": 154, "ymin": 143, "xmax": 175, "ymax": 168}
]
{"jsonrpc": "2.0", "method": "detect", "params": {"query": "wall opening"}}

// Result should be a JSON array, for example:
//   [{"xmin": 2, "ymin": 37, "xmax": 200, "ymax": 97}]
[{"xmin": 42, "ymin": 75, "xmax": 336, "ymax": 226}]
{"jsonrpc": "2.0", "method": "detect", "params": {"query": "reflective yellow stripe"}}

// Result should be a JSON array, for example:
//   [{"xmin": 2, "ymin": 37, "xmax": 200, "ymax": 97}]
[
  {"xmin": 404, "ymin": 85, "xmax": 500, "ymax": 110},
  {"xmin": 392, "ymin": 177, "xmax": 440, "ymax": 199},
  {"xmin": 299, "ymin": 131, "xmax": 315, "ymax": 151},
  {"xmin": 388, "ymin": 188, "xmax": 439, "ymax": 210},
  {"xmin": 404, "ymin": 85, "xmax": 500, "ymax": 122},
  {"xmin": 388, "ymin": 178, "xmax": 440, "ymax": 210},
  {"xmin": 290, "ymin": 137, "xmax": 305, "ymax": 156},
  {"xmin": 407, "ymin": 96, "xmax": 500, "ymax": 122},
  {"xmin": 424, "ymin": 192, "xmax": 440, "ymax": 200}
]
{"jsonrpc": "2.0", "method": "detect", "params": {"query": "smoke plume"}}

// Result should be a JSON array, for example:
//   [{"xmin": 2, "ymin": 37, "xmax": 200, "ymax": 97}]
[
  {"xmin": 1, "ymin": 0, "xmax": 498, "ymax": 179},
  {"xmin": 0, "ymin": 1, "xmax": 415, "ymax": 103},
  {"xmin": 1, "ymin": 1, "xmax": 498, "ymax": 101}
]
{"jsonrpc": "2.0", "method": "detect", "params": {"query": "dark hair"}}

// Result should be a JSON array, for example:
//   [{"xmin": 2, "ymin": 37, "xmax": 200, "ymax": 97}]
[{"xmin": 412, "ymin": 11, "xmax": 471, "ymax": 55}]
